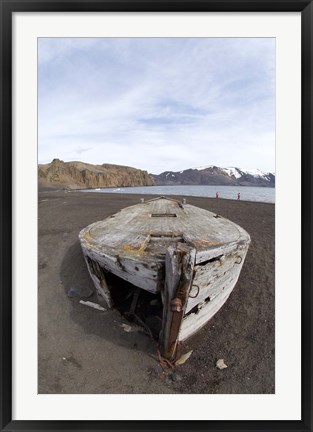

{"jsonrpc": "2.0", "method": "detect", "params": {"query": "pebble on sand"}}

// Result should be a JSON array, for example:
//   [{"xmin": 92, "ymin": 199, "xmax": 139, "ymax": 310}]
[{"xmin": 216, "ymin": 359, "xmax": 228, "ymax": 370}]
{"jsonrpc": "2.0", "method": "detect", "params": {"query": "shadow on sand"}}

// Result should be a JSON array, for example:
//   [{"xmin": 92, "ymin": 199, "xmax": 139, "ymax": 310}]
[{"xmin": 59, "ymin": 240, "xmax": 161, "ymax": 357}]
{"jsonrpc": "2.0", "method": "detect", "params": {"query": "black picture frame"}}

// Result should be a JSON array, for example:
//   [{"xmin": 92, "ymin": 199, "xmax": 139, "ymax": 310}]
[{"xmin": 1, "ymin": 1, "xmax": 312, "ymax": 431}]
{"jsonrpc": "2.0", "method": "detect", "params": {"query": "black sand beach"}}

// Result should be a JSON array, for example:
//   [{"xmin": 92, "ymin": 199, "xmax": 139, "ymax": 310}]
[{"xmin": 38, "ymin": 191, "xmax": 275, "ymax": 394}]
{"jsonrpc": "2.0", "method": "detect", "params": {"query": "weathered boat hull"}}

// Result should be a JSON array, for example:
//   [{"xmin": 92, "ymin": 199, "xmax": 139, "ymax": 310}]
[{"xmin": 79, "ymin": 196, "xmax": 250, "ymax": 359}]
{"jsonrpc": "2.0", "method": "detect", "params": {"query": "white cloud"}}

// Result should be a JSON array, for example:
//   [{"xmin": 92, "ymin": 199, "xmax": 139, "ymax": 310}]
[{"xmin": 38, "ymin": 38, "xmax": 275, "ymax": 173}]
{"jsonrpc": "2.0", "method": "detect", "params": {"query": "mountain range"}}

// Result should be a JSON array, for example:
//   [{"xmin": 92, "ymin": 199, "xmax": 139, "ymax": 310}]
[
  {"xmin": 150, "ymin": 166, "xmax": 275, "ymax": 188},
  {"xmin": 38, "ymin": 159, "xmax": 275, "ymax": 190}
]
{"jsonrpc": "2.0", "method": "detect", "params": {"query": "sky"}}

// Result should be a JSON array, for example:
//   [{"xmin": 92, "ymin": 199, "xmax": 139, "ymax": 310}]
[{"xmin": 38, "ymin": 38, "xmax": 275, "ymax": 174}]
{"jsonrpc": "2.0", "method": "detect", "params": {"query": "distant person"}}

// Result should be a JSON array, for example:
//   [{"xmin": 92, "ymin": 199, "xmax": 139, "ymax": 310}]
[
  {"xmin": 216, "ymin": 192, "xmax": 219, "ymax": 199},
  {"xmin": 237, "ymin": 192, "xmax": 240, "ymax": 200}
]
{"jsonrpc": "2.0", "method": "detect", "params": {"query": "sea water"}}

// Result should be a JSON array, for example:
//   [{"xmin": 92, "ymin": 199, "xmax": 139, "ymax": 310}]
[{"xmin": 81, "ymin": 184, "xmax": 275, "ymax": 203}]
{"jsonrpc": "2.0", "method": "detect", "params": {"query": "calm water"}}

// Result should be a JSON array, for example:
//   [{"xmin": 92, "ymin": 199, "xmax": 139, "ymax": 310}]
[{"xmin": 81, "ymin": 184, "xmax": 275, "ymax": 203}]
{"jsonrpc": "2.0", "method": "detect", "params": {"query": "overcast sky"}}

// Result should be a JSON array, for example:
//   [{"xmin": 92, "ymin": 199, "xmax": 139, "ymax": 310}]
[{"xmin": 38, "ymin": 38, "xmax": 275, "ymax": 174}]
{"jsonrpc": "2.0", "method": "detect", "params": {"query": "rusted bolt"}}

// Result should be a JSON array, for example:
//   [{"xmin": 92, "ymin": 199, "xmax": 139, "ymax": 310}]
[{"xmin": 170, "ymin": 298, "xmax": 183, "ymax": 312}]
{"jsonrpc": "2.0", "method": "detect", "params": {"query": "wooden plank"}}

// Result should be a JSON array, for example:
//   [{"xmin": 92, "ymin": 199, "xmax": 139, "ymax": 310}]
[
  {"xmin": 160, "ymin": 246, "xmax": 183, "ymax": 359},
  {"xmin": 179, "ymin": 276, "xmax": 236, "ymax": 341},
  {"xmin": 185, "ymin": 246, "xmax": 248, "ymax": 314},
  {"xmin": 160, "ymin": 243, "xmax": 196, "ymax": 360},
  {"xmin": 194, "ymin": 239, "xmax": 250, "ymax": 264},
  {"xmin": 81, "ymin": 246, "xmax": 161, "ymax": 293},
  {"xmin": 83, "ymin": 256, "xmax": 114, "ymax": 308}
]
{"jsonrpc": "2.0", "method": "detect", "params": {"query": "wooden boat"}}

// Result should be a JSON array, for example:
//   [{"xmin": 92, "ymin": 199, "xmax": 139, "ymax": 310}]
[{"xmin": 79, "ymin": 196, "xmax": 250, "ymax": 360}]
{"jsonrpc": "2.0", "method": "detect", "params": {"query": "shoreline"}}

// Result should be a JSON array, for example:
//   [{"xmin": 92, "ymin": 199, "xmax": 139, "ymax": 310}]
[{"xmin": 39, "ymin": 187, "xmax": 275, "ymax": 205}]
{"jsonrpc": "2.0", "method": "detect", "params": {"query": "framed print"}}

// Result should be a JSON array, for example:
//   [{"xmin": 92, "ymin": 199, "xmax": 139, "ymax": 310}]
[{"xmin": 1, "ymin": 1, "xmax": 312, "ymax": 431}]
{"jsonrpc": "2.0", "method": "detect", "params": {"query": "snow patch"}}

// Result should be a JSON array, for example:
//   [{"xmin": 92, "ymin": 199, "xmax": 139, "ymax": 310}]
[
  {"xmin": 221, "ymin": 167, "xmax": 241, "ymax": 179},
  {"xmin": 195, "ymin": 165, "xmax": 213, "ymax": 171},
  {"xmin": 221, "ymin": 167, "xmax": 274, "ymax": 181},
  {"xmin": 239, "ymin": 168, "xmax": 269, "ymax": 180}
]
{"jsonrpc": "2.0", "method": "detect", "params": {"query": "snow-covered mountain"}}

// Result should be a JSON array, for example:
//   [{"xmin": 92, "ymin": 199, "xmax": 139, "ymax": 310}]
[{"xmin": 151, "ymin": 166, "xmax": 275, "ymax": 187}]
